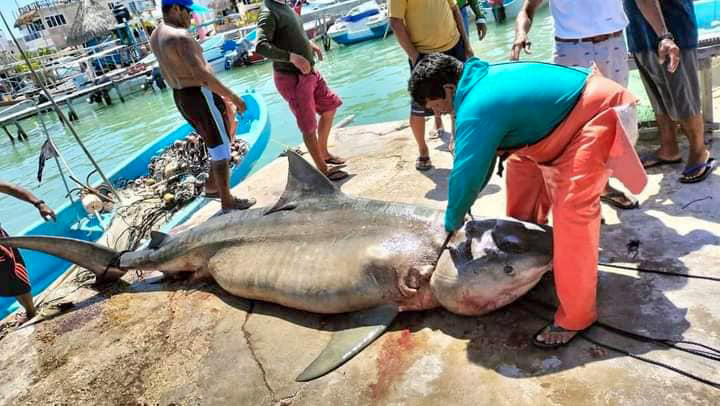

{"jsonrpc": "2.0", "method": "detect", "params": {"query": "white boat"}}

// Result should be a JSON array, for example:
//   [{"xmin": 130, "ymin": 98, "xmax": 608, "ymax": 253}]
[{"xmin": 327, "ymin": 1, "xmax": 391, "ymax": 45}]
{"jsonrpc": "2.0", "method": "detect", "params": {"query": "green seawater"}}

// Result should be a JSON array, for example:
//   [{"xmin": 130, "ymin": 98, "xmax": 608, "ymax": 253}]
[{"xmin": 0, "ymin": 6, "xmax": 650, "ymax": 233}]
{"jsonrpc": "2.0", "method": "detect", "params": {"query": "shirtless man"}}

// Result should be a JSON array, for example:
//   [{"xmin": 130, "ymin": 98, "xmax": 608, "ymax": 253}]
[{"xmin": 150, "ymin": 0, "xmax": 255, "ymax": 212}]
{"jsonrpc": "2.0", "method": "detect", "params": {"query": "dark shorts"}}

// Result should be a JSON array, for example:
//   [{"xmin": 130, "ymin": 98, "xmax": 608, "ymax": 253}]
[
  {"xmin": 634, "ymin": 48, "xmax": 701, "ymax": 121},
  {"xmin": 273, "ymin": 70, "xmax": 343, "ymax": 135},
  {"xmin": 173, "ymin": 86, "xmax": 232, "ymax": 161},
  {"xmin": 0, "ymin": 227, "xmax": 30, "ymax": 297},
  {"xmin": 410, "ymin": 39, "xmax": 467, "ymax": 117}
]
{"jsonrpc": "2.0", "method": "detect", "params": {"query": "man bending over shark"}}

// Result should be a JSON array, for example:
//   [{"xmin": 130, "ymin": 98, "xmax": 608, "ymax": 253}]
[
  {"xmin": 150, "ymin": 0, "xmax": 255, "ymax": 212},
  {"xmin": 409, "ymin": 54, "xmax": 648, "ymax": 348}
]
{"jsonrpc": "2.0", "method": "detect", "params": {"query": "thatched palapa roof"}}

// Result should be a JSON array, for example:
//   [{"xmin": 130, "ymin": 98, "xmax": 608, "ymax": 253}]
[
  {"xmin": 14, "ymin": 9, "xmax": 39, "ymax": 28},
  {"xmin": 66, "ymin": 0, "xmax": 116, "ymax": 47}
]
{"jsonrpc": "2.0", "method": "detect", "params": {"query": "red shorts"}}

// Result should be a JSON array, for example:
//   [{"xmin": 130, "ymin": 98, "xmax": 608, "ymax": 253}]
[{"xmin": 273, "ymin": 70, "xmax": 342, "ymax": 135}]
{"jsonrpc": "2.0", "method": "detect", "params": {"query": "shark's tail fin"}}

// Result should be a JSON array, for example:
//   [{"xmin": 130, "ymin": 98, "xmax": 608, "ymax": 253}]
[{"xmin": 0, "ymin": 236, "xmax": 127, "ymax": 283}]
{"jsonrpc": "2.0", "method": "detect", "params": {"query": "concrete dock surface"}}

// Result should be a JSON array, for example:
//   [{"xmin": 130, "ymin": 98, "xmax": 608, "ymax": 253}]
[{"xmin": 0, "ymin": 119, "xmax": 718, "ymax": 405}]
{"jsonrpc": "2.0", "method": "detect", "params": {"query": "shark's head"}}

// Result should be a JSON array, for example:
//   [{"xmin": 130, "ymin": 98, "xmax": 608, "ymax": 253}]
[{"xmin": 430, "ymin": 218, "xmax": 553, "ymax": 316}]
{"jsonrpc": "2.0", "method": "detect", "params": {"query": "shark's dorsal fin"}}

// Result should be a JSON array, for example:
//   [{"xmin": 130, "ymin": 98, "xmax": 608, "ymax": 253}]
[
  {"xmin": 295, "ymin": 304, "xmax": 398, "ymax": 382},
  {"xmin": 266, "ymin": 150, "xmax": 341, "ymax": 215},
  {"xmin": 149, "ymin": 231, "xmax": 170, "ymax": 249}
]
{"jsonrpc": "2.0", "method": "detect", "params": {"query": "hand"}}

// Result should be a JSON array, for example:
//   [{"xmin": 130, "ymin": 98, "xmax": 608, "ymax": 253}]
[
  {"xmin": 36, "ymin": 202, "xmax": 56, "ymax": 222},
  {"xmin": 311, "ymin": 43, "xmax": 323, "ymax": 61},
  {"xmin": 230, "ymin": 94, "xmax": 246, "ymax": 116},
  {"xmin": 410, "ymin": 51, "xmax": 420, "ymax": 66},
  {"xmin": 224, "ymin": 98, "xmax": 238, "ymax": 142},
  {"xmin": 289, "ymin": 52, "xmax": 312, "ymax": 74},
  {"xmin": 476, "ymin": 22, "xmax": 487, "ymax": 41},
  {"xmin": 464, "ymin": 45, "xmax": 474, "ymax": 60},
  {"xmin": 658, "ymin": 38, "xmax": 680, "ymax": 73},
  {"xmin": 510, "ymin": 32, "xmax": 531, "ymax": 61}
]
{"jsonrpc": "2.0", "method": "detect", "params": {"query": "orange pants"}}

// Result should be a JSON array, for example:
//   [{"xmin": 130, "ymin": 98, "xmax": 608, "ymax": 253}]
[{"xmin": 505, "ymin": 75, "xmax": 638, "ymax": 330}]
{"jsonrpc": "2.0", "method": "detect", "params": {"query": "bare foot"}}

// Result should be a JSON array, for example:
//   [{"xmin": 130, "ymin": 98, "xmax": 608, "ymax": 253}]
[{"xmin": 533, "ymin": 324, "xmax": 580, "ymax": 348}]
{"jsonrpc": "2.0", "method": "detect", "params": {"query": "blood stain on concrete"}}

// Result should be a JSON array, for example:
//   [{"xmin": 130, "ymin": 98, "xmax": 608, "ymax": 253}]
[{"xmin": 367, "ymin": 329, "xmax": 418, "ymax": 400}]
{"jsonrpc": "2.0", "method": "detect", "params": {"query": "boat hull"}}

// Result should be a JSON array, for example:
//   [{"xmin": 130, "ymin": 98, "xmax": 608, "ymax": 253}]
[{"xmin": 0, "ymin": 93, "xmax": 271, "ymax": 319}]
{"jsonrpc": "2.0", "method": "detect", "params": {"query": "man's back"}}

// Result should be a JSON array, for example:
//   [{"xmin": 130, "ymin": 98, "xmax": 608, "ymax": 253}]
[
  {"xmin": 150, "ymin": 23, "xmax": 207, "ymax": 89},
  {"xmin": 389, "ymin": 0, "xmax": 459, "ymax": 53}
]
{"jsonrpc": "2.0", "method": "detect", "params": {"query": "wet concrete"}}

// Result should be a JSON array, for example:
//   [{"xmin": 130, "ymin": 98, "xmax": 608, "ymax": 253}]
[{"xmin": 0, "ymin": 118, "xmax": 718, "ymax": 405}]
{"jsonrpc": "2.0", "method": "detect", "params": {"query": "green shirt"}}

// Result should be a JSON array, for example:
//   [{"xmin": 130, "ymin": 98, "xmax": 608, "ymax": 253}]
[
  {"xmin": 256, "ymin": 0, "xmax": 314, "ymax": 74},
  {"xmin": 445, "ymin": 59, "xmax": 589, "ymax": 232}
]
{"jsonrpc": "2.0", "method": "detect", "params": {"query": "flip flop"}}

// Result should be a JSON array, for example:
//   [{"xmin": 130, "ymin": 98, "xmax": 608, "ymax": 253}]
[
  {"xmin": 600, "ymin": 190, "xmax": 639, "ymax": 210},
  {"xmin": 640, "ymin": 152, "xmax": 682, "ymax": 169},
  {"xmin": 324, "ymin": 156, "xmax": 346, "ymax": 165},
  {"xmin": 326, "ymin": 169, "xmax": 349, "ymax": 181},
  {"xmin": 203, "ymin": 191, "xmax": 220, "ymax": 199},
  {"xmin": 532, "ymin": 323, "xmax": 581, "ymax": 349},
  {"xmin": 416, "ymin": 156, "xmax": 432, "ymax": 171},
  {"xmin": 679, "ymin": 157, "xmax": 715, "ymax": 184}
]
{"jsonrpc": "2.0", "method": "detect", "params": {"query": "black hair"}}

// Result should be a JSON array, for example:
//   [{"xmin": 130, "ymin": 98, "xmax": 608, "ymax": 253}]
[{"xmin": 408, "ymin": 53, "xmax": 464, "ymax": 106}]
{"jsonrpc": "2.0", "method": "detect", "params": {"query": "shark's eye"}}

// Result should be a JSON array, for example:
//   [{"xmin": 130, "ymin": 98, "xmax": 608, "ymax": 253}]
[{"xmin": 503, "ymin": 265, "xmax": 514, "ymax": 275}]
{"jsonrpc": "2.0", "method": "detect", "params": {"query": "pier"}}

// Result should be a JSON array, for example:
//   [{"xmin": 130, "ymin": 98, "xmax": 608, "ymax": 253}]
[
  {"xmin": 0, "ymin": 117, "xmax": 717, "ymax": 404},
  {"xmin": 0, "ymin": 66, "xmax": 153, "ymax": 144}
]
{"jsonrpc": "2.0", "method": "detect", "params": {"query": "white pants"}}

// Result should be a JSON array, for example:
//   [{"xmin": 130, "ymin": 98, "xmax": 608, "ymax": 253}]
[{"xmin": 553, "ymin": 35, "xmax": 629, "ymax": 87}]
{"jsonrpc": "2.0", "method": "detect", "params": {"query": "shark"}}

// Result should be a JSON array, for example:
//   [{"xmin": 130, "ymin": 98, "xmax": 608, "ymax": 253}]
[{"xmin": 0, "ymin": 151, "xmax": 553, "ymax": 381}]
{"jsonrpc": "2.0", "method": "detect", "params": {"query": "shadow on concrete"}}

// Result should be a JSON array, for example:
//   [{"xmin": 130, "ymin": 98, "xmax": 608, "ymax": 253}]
[
  {"xmin": 600, "ymin": 169, "xmax": 720, "ymax": 291},
  {"xmin": 392, "ymin": 270, "xmax": 692, "ymax": 379}
]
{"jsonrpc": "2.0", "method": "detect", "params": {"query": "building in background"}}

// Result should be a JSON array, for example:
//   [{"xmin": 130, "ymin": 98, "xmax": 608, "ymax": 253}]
[{"xmin": 14, "ymin": 0, "xmax": 81, "ymax": 51}]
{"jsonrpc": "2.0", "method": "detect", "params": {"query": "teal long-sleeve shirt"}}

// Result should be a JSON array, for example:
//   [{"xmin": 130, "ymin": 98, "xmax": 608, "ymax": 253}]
[{"xmin": 445, "ymin": 59, "xmax": 589, "ymax": 232}]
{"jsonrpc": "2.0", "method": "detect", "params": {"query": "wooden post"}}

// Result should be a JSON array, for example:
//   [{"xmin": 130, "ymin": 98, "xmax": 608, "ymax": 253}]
[
  {"xmin": 2, "ymin": 125, "xmax": 15, "ymax": 144},
  {"xmin": 14, "ymin": 121, "xmax": 28, "ymax": 140},
  {"xmin": 699, "ymin": 57, "xmax": 717, "ymax": 130},
  {"xmin": 112, "ymin": 80, "xmax": 125, "ymax": 103},
  {"xmin": 66, "ymin": 99, "xmax": 79, "ymax": 122}
]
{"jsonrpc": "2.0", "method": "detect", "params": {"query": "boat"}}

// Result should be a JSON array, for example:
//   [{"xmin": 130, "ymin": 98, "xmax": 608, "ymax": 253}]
[
  {"xmin": 0, "ymin": 92, "xmax": 271, "ymax": 319},
  {"xmin": 223, "ymin": 26, "xmax": 268, "ymax": 69},
  {"xmin": 327, "ymin": 1, "xmax": 392, "ymax": 45},
  {"xmin": 201, "ymin": 34, "xmax": 228, "ymax": 72}
]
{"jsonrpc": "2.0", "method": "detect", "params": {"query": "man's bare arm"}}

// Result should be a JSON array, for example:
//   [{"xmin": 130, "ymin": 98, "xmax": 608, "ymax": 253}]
[
  {"xmin": 390, "ymin": 17, "xmax": 419, "ymax": 64},
  {"xmin": 510, "ymin": 0, "xmax": 543, "ymax": 60},
  {"xmin": 0, "ymin": 181, "xmax": 56, "ymax": 221},
  {"xmin": 175, "ymin": 36, "xmax": 246, "ymax": 110},
  {"xmin": 633, "ymin": 0, "xmax": 680, "ymax": 72}
]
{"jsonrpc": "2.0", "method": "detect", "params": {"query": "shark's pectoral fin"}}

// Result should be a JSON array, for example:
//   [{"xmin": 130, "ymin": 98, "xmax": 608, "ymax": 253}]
[{"xmin": 295, "ymin": 304, "xmax": 399, "ymax": 382}]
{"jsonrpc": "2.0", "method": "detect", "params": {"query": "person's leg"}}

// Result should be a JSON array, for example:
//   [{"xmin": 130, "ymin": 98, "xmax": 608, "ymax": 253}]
[
  {"xmin": 313, "ymin": 73, "xmax": 344, "ymax": 164},
  {"xmin": 317, "ymin": 108, "xmax": 338, "ymax": 161},
  {"xmin": 583, "ymin": 37, "xmax": 636, "ymax": 208},
  {"xmin": 678, "ymin": 113, "xmax": 711, "ymax": 178},
  {"xmin": 537, "ymin": 110, "xmax": 617, "ymax": 346},
  {"xmin": 506, "ymin": 155, "xmax": 551, "ymax": 224},
  {"xmin": 205, "ymin": 90, "xmax": 255, "ymax": 210},
  {"xmin": 410, "ymin": 114, "xmax": 431, "ymax": 170},
  {"xmin": 16, "ymin": 292, "xmax": 35, "ymax": 319},
  {"xmin": 653, "ymin": 112, "xmax": 682, "ymax": 162}
]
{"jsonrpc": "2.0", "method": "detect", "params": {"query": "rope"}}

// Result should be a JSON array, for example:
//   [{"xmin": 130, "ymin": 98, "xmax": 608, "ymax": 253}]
[{"xmin": 599, "ymin": 262, "xmax": 720, "ymax": 282}]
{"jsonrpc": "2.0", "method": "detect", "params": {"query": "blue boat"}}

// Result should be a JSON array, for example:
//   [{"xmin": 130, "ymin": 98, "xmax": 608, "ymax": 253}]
[
  {"xmin": 0, "ymin": 92, "xmax": 271, "ymax": 319},
  {"xmin": 327, "ymin": 1, "xmax": 392, "ymax": 45}
]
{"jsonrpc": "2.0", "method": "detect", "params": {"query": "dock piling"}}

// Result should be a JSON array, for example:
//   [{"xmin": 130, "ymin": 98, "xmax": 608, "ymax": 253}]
[
  {"xmin": 14, "ymin": 121, "xmax": 28, "ymax": 141},
  {"xmin": 66, "ymin": 100, "xmax": 79, "ymax": 122},
  {"xmin": 2, "ymin": 126, "xmax": 15, "ymax": 144},
  {"xmin": 112, "ymin": 80, "xmax": 125, "ymax": 103}
]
